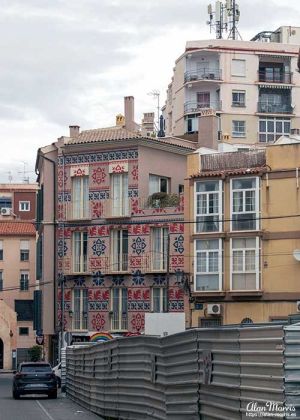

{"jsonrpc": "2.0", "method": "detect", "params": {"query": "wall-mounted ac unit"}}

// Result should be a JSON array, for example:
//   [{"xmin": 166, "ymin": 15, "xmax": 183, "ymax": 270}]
[
  {"xmin": 296, "ymin": 301, "xmax": 300, "ymax": 312},
  {"xmin": 207, "ymin": 304, "xmax": 222, "ymax": 315},
  {"xmin": 1, "ymin": 207, "xmax": 11, "ymax": 216}
]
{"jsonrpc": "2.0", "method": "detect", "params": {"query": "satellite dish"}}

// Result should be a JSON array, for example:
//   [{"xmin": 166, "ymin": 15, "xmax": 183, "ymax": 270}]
[{"xmin": 293, "ymin": 249, "xmax": 300, "ymax": 261}]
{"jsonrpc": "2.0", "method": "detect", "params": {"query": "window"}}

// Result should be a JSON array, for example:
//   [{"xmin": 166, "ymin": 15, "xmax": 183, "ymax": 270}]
[
  {"xmin": 14, "ymin": 300, "xmax": 34, "ymax": 321},
  {"xmin": 73, "ymin": 288, "xmax": 88, "ymax": 330},
  {"xmin": 19, "ymin": 201, "xmax": 30, "ymax": 211},
  {"xmin": 232, "ymin": 90, "xmax": 245, "ymax": 107},
  {"xmin": 0, "ymin": 241, "xmax": 3, "ymax": 260},
  {"xmin": 232, "ymin": 120, "xmax": 246, "ymax": 137},
  {"xmin": 259, "ymin": 117, "xmax": 290, "ymax": 143},
  {"xmin": 199, "ymin": 317, "xmax": 222, "ymax": 328},
  {"xmin": 149, "ymin": 174, "xmax": 169, "ymax": 195},
  {"xmin": 111, "ymin": 288, "xmax": 128, "ymax": 331},
  {"xmin": 111, "ymin": 229, "xmax": 128, "ymax": 272},
  {"xmin": 195, "ymin": 181, "xmax": 222, "ymax": 233},
  {"xmin": 19, "ymin": 327, "xmax": 29, "ymax": 336},
  {"xmin": 152, "ymin": 288, "xmax": 168, "ymax": 312},
  {"xmin": 185, "ymin": 116, "xmax": 198, "ymax": 133},
  {"xmin": 231, "ymin": 178, "xmax": 259, "ymax": 231},
  {"xmin": 0, "ymin": 197, "xmax": 12, "ymax": 209},
  {"xmin": 195, "ymin": 239, "xmax": 222, "ymax": 291},
  {"xmin": 231, "ymin": 59, "xmax": 246, "ymax": 77},
  {"xmin": 0, "ymin": 271, "xmax": 2, "ymax": 291},
  {"xmin": 197, "ymin": 92, "xmax": 210, "ymax": 108},
  {"xmin": 72, "ymin": 176, "xmax": 89, "ymax": 219},
  {"xmin": 73, "ymin": 232, "xmax": 88, "ymax": 273},
  {"xmin": 20, "ymin": 240, "xmax": 29, "ymax": 261},
  {"xmin": 151, "ymin": 227, "xmax": 168, "ymax": 271},
  {"xmin": 111, "ymin": 173, "xmax": 129, "ymax": 216},
  {"xmin": 179, "ymin": 184, "xmax": 184, "ymax": 194},
  {"xmin": 231, "ymin": 238, "xmax": 260, "ymax": 291},
  {"xmin": 20, "ymin": 271, "xmax": 29, "ymax": 291}
]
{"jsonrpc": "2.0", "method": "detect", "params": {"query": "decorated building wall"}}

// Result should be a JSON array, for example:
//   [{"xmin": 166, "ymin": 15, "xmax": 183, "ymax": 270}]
[{"xmin": 56, "ymin": 144, "xmax": 186, "ymax": 337}]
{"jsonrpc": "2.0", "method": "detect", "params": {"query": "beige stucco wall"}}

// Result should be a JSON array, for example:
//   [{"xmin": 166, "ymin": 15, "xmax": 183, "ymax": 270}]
[
  {"xmin": 0, "ymin": 301, "xmax": 17, "ymax": 369},
  {"xmin": 186, "ymin": 144, "xmax": 300, "ymax": 327}
]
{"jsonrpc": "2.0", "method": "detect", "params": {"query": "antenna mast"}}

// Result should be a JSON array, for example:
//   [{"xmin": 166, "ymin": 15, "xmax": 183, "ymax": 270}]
[{"xmin": 207, "ymin": 0, "xmax": 242, "ymax": 40}]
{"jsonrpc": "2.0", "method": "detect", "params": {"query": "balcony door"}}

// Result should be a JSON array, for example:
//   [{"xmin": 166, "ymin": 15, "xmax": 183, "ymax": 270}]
[{"xmin": 197, "ymin": 92, "xmax": 210, "ymax": 108}]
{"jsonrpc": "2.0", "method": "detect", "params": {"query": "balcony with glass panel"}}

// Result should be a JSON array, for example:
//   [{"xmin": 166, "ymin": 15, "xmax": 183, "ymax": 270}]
[{"xmin": 184, "ymin": 100, "xmax": 222, "ymax": 114}]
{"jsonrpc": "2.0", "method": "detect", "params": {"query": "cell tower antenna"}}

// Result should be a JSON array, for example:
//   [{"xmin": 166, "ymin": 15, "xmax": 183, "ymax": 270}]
[{"xmin": 207, "ymin": 0, "xmax": 242, "ymax": 40}]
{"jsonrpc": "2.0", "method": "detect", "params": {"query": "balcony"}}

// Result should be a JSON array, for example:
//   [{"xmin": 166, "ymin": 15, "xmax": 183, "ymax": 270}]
[
  {"xmin": 103, "ymin": 198, "xmax": 132, "ymax": 219},
  {"xmin": 184, "ymin": 69, "xmax": 222, "ymax": 83},
  {"xmin": 184, "ymin": 101, "xmax": 222, "ymax": 114},
  {"xmin": 93, "ymin": 254, "xmax": 168, "ymax": 275},
  {"xmin": 65, "ymin": 201, "xmax": 91, "ymax": 221},
  {"xmin": 141, "ymin": 192, "xmax": 182, "ymax": 210},
  {"xmin": 257, "ymin": 101, "xmax": 293, "ymax": 114},
  {"xmin": 258, "ymin": 71, "xmax": 292, "ymax": 84}
]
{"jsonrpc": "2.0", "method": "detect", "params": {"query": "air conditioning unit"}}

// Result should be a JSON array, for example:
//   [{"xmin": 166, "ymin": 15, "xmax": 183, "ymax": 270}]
[
  {"xmin": 1, "ymin": 207, "xmax": 11, "ymax": 216},
  {"xmin": 296, "ymin": 301, "xmax": 300, "ymax": 312},
  {"xmin": 207, "ymin": 304, "xmax": 222, "ymax": 315}
]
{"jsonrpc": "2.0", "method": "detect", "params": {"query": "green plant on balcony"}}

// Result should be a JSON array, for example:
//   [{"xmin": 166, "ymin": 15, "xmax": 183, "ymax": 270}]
[{"xmin": 147, "ymin": 192, "xmax": 180, "ymax": 209}]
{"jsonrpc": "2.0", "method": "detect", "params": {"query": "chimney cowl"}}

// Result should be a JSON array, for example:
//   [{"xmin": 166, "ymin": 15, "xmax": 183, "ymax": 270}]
[{"xmin": 69, "ymin": 125, "xmax": 80, "ymax": 137}]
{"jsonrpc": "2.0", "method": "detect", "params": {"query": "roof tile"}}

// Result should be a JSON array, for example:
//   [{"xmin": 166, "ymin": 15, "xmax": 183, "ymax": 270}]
[{"xmin": 0, "ymin": 222, "xmax": 36, "ymax": 236}]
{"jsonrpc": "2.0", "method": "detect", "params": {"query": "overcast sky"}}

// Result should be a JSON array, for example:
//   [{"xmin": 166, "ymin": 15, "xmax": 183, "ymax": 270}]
[{"xmin": 1, "ymin": 0, "xmax": 300, "ymax": 183}]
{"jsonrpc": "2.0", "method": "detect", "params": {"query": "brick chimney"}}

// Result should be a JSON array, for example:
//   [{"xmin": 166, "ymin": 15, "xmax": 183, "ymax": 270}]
[
  {"xmin": 197, "ymin": 110, "xmax": 218, "ymax": 150},
  {"xmin": 124, "ymin": 96, "xmax": 135, "ymax": 132},
  {"xmin": 69, "ymin": 125, "xmax": 80, "ymax": 137}
]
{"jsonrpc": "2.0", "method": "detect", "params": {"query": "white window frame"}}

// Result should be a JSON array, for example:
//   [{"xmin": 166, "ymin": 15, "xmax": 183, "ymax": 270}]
[
  {"xmin": 110, "ymin": 288, "xmax": 128, "ymax": 331},
  {"xmin": 20, "ymin": 240, "xmax": 30, "ymax": 261},
  {"xmin": 232, "ymin": 120, "xmax": 246, "ymax": 138},
  {"xmin": 230, "ymin": 237, "xmax": 260, "ymax": 291},
  {"xmin": 72, "ymin": 231, "xmax": 88, "ymax": 273},
  {"xmin": 72, "ymin": 288, "xmax": 88, "ymax": 330},
  {"xmin": 20, "ymin": 271, "xmax": 29, "ymax": 291},
  {"xmin": 150, "ymin": 227, "xmax": 168, "ymax": 271},
  {"xmin": 71, "ymin": 176, "xmax": 89, "ymax": 219},
  {"xmin": 231, "ymin": 59, "xmax": 246, "ymax": 77},
  {"xmin": 232, "ymin": 90, "xmax": 246, "ymax": 107},
  {"xmin": 151, "ymin": 287, "xmax": 168, "ymax": 312},
  {"xmin": 194, "ymin": 239, "xmax": 223, "ymax": 292},
  {"xmin": 111, "ymin": 229, "xmax": 128, "ymax": 272},
  {"xmin": 230, "ymin": 177, "xmax": 260, "ymax": 232},
  {"xmin": 111, "ymin": 173, "xmax": 129, "ymax": 217},
  {"xmin": 149, "ymin": 174, "xmax": 170, "ymax": 195},
  {"xmin": 194, "ymin": 180, "xmax": 222, "ymax": 233},
  {"xmin": 19, "ymin": 201, "xmax": 30, "ymax": 212},
  {"xmin": 258, "ymin": 117, "xmax": 291, "ymax": 143}
]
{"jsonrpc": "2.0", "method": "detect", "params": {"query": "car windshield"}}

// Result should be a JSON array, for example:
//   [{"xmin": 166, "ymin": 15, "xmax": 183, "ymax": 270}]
[{"xmin": 20, "ymin": 364, "xmax": 52, "ymax": 373}]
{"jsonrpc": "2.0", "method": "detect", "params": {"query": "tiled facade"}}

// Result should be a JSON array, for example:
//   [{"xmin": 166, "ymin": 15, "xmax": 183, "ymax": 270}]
[{"xmin": 36, "ymin": 106, "xmax": 194, "ymax": 353}]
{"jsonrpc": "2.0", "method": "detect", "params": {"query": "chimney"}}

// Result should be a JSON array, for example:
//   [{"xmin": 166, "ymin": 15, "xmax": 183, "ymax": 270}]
[
  {"xmin": 197, "ymin": 110, "xmax": 218, "ymax": 150},
  {"xmin": 291, "ymin": 128, "xmax": 300, "ymax": 135},
  {"xmin": 69, "ymin": 125, "xmax": 80, "ymax": 137},
  {"xmin": 124, "ymin": 96, "xmax": 135, "ymax": 132},
  {"xmin": 116, "ymin": 114, "xmax": 125, "ymax": 127}
]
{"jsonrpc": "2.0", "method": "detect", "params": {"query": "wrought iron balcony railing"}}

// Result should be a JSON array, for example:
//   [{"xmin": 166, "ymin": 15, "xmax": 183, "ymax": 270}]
[
  {"xmin": 184, "ymin": 68, "xmax": 222, "ymax": 83},
  {"xmin": 257, "ymin": 101, "xmax": 293, "ymax": 114},
  {"xmin": 184, "ymin": 100, "xmax": 222, "ymax": 114},
  {"xmin": 258, "ymin": 71, "xmax": 292, "ymax": 84}
]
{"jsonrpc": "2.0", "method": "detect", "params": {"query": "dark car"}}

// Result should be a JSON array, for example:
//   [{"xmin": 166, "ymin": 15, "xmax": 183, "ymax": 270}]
[{"xmin": 12, "ymin": 362, "xmax": 57, "ymax": 399}]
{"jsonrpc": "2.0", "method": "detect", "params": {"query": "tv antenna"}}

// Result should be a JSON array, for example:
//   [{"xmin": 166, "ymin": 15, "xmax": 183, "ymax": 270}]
[
  {"xmin": 207, "ymin": 0, "xmax": 242, "ymax": 40},
  {"xmin": 147, "ymin": 89, "xmax": 160, "ymax": 134},
  {"xmin": 18, "ymin": 161, "xmax": 31, "ymax": 184}
]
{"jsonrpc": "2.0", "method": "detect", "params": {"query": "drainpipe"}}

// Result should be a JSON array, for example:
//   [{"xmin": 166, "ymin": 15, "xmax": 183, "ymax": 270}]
[{"xmin": 36, "ymin": 150, "xmax": 57, "ymax": 362}]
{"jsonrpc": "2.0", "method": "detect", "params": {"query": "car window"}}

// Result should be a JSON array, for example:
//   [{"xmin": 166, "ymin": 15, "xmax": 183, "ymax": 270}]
[{"xmin": 21, "ymin": 364, "xmax": 52, "ymax": 373}]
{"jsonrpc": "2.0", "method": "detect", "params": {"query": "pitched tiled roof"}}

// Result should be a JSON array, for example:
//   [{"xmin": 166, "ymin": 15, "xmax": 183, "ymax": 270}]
[
  {"xmin": 190, "ymin": 167, "xmax": 267, "ymax": 178},
  {"xmin": 66, "ymin": 126, "xmax": 196, "ymax": 151},
  {"xmin": 0, "ymin": 221, "xmax": 36, "ymax": 236},
  {"xmin": 67, "ymin": 126, "xmax": 142, "ymax": 144}
]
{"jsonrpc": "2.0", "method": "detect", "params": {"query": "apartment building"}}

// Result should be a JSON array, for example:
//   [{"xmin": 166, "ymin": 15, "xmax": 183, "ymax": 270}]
[
  {"xmin": 0, "ymin": 214, "xmax": 38, "ymax": 371},
  {"xmin": 185, "ymin": 140, "xmax": 300, "ymax": 327},
  {"xmin": 163, "ymin": 26, "xmax": 300, "ymax": 146},
  {"xmin": 0, "ymin": 184, "xmax": 37, "ymax": 369},
  {"xmin": 35, "ymin": 97, "xmax": 194, "ymax": 359}
]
